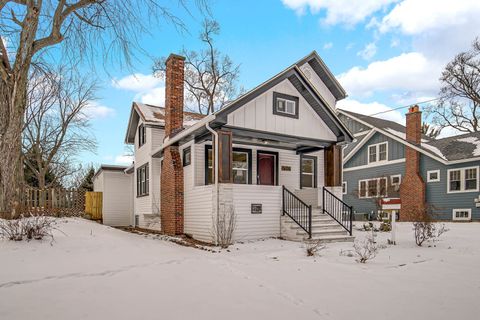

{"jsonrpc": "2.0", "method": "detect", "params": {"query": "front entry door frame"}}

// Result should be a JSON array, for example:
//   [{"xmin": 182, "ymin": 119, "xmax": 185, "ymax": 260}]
[{"xmin": 256, "ymin": 150, "xmax": 279, "ymax": 186}]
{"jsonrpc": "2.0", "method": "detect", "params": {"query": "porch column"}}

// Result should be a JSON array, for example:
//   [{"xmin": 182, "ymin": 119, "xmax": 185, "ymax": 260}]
[
  {"xmin": 217, "ymin": 130, "xmax": 233, "ymax": 184},
  {"xmin": 324, "ymin": 145, "xmax": 342, "ymax": 187}
]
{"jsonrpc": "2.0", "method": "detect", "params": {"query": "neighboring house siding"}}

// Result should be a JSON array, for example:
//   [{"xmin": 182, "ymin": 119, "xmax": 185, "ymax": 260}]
[
  {"xmin": 343, "ymin": 162, "xmax": 405, "ymax": 216},
  {"xmin": 421, "ymin": 156, "xmax": 480, "ymax": 220},
  {"xmin": 226, "ymin": 79, "xmax": 337, "ymax": 142},
  {"xmin": 338, "ymin": 114, "xmax": 370, "ymax": 134},
  {"xmin": 345, "ymin": 132, "xmax": 405, "ymax": 168}
]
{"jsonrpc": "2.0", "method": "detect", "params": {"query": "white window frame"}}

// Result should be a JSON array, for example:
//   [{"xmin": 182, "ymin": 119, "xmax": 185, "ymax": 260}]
[
  {"xmin": 358, "ymin": 177, "xmax": 388, "ymax": 199},
  {"xmin": 342, "ymin": 181, "xmax": 347, "ymax": 195},
  {"xmin": 277, "ymin": 98, "xmax": 296, "ymax": 116},
  {"xmin": 367, "ymin": 142, "xmax": 388, "ymax": 164},
  {"xmin": 427, "ymin": 169, "xmax": 440, "ymax": 182},
  {"xmin": 232, "ymin": 150, "xmax": 249, "ymax": 185},
  {"xmin": 390, "ymin": 174, "xmax": 401, "ymax": 188},
  {"xmin": 452, "ymin": 208, "xmax": 471, "ymax": 221},
  {"xmin": 447, "ymin": 166, "xmax": 479, "ymax": 193}
]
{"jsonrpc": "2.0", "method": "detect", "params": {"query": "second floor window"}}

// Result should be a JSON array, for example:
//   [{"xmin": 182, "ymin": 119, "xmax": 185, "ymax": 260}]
[
  {"xmin": 368, "ymin": 142, "xmax": 387, "ymax": 163},
  {"xmin": 138, "ymin": 124, "xmax": 146, "ymax": 147},
  {"xmin": 136, "ymin": 164, "xmax": 149, "ymax": 197},
  {"xmin": 359, "ymin": 177, "xmax": 387, "ymax": 198},
  {"xmin": 448, "ymin": 167, "xmax": 478, "ymax": 193},
  {"xmin": 273, "ymin": 92, "xmax": 299, "ymax": 118}
]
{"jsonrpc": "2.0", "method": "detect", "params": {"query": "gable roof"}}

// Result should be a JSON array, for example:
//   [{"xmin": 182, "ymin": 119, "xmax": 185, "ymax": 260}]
[
  {"xmin": 339, "ymin": 109, "xmax": 480, "ymax": 164},
  {"xmin": 125, "ymin": 102, "xmax": 205, "ymax": 144}
]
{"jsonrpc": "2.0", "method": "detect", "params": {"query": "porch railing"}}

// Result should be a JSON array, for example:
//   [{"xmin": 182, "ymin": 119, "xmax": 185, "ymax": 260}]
[
  {"xmin": 322, "ymin": 187, "xmax": 353, "ymax": 236},
  {"xmin": 282, "ymin": 186, "xmax": 312, "ymax": 238}
]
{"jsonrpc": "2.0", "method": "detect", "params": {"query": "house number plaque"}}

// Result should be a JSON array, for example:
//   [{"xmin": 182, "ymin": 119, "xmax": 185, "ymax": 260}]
[{"xmin": 251, "ymin": 204, "xmax": 262, "ymax": 214}]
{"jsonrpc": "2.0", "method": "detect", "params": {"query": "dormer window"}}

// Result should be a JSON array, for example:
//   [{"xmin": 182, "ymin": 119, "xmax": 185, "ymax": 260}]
[
  {"xmin": 138, "ymin": 124, "xmax": 146, "ymax": 147},
  {"xmin": 273, "ymin": 92, "xmax": 299, "ymax": 119},
  {"xmin": 368, "ymin": 142, "xmax": 387, "ymax": 164}
]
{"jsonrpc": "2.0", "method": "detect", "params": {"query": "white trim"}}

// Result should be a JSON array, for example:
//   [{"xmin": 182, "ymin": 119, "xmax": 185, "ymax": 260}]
[
  {"xmin": 342, "ymin": 181, "xmax": 347, "ymax": 195},
  {"xmin": 344, "ymin": 158, "xmax": 405, "ymax": 172},
  {"xmin": 358, "ymin": 177, "xmax": 388, "ymax": 199},
  {"xmin": 447, "ymin": 166, "xmax": 479, "ymax": 194},
  {"xmin": 390, "ymin": 174, "xmax": 401, "ymax": 189},
  {"xmin": 343, "ymin": 129, "xmax": 376, "ymax": 163},
  {"xmin": 367, "ymin": 141, "xmax": 388, "ymax": 164},
  {"xmin": 427, "ymin": 169, "xmax": 440, "ymax": 182},
  {"xmin": 452, "ymin": 208, "xmax": 471, "ymax": 221},
  {"xmin": 354, "ymin": 130, "xmax": 371, "ymax": 137}
]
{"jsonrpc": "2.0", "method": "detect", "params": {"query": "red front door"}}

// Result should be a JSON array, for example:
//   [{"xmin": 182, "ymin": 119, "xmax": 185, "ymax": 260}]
[{"xmin": 258, "ymin": 154, "xmax": 275, "ymax": 185}]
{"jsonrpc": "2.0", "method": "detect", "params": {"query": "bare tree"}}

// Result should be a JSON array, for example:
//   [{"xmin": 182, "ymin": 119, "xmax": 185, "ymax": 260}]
[
  {"xmin": 421, "ymin": 122, "xmax": 441, "ymax": 139},
  {"xmin": 427, "ymin": 38, "xmax": 480, "ymax": 133},
  {"xmin": 23, "ymin": 66, "xmax": 97, "ymax": 189},
  {"xmin": 153, "ymin": 19, "xmax": 241, "ymax": 115},
  {"xmin": 0, "ymin": 0, "xmax": 206, "ymax": 216}
]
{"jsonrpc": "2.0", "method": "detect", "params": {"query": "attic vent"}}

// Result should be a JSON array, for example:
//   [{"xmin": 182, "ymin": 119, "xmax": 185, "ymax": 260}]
[{"xmin": 302, "ymin": 66, "xmax": 312, "ymax": 79}]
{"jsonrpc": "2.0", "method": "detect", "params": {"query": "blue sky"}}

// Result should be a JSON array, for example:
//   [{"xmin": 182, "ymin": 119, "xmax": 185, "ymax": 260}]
[{"xmin": 82, "ymin": 0, "xmax": 480, "ymax": 167}]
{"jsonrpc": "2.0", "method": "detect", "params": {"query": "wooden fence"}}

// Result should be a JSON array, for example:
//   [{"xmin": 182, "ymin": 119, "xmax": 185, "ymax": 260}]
[
  {"xmin": 18, "ymin": 188, "xmax": 86, "ymax": 216},
  {"xmin": 85, "ymin": 192, "xmax": 103, "ymax": 220}
]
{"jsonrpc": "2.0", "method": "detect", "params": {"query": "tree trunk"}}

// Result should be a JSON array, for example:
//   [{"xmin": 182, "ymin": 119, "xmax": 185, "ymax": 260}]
[{"xmin": 0, "ymin": 76, "xmax": 28, "ymax": 218}]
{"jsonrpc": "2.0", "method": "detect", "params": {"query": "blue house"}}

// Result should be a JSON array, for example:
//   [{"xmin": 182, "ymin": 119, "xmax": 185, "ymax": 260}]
[{"xmin": 338, "ymin": 106, "xmax": 480, "ymax": 221}]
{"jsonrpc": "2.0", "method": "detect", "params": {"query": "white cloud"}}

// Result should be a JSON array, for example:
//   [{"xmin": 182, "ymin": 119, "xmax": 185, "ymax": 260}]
[
  {"xmin": 390, "ymin": 38, "xmax": 400, "ymax": 48},
  {"xmin": 115, "ymin": 154, "xmax": 134, "ymax": 165},
  {"xmin": 337, "ymin": 98, "xmax": 405, "ymax": 124},
  {"xmin": 379, "ymin": 0, "xmax": 480, "ymax": 35},
  {"xmin": 282, "ymin": 0, "xmax": 397, "ymax": 26},
  {"xmin": 323, "ymin": 42, "xmax": 333, "ymax": 50},
  {"xmin": 83, "ymin": 102, "xmax": 115, "ymax": 119},
  {"xmin": 357, "ymin": 42, "xmax": 377, "ymax": 60},
  {"xmin": 112, "ymin": 73, "xmax": 162, "ymax": 92},
  {"xmin": 137, "ymin": 87, "xmax": 165, "ymax": 106},
  {"xmin": 337, "ymin": 52, "xmax": 441, "ymax": 97}
]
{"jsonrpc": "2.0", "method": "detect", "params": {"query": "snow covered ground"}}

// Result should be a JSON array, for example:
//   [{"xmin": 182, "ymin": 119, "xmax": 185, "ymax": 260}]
[{"xmin": 1, "ymin": 218, "xmax": 479, "ymax": 320}]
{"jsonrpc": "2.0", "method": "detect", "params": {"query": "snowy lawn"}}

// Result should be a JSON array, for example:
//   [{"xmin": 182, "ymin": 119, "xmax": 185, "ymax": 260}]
[{"xmin": 1, "ymin": 218, "xmax": 479, "ymax": 320}]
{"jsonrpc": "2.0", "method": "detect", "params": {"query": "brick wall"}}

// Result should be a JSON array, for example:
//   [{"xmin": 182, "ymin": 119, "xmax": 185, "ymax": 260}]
[
  {"xmin": 400, "ymin": 105, "xmax": 426, "ymax": 221},
  {"xmin": 161, "ymin": 54, "xmax": 185, "ymax": 235}
]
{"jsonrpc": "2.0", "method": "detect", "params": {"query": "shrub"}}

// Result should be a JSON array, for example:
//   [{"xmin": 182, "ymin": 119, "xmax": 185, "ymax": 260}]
[
  {"xmin": 0, "ymin": 214, "xmax": 56, "ymax": 242},
  {"xmin": 353, "ymin": 230, "xmax": 379, "ymax": 263},
  {"xmin": 212, "ymin": 205, "xmax": 236, "ymax": 248},
  {"xmin": 413, "ymin": 221, "xmax": 448, "ymax": 246},
  {"xmin": 305, "ymin": 240, "xmax": 326, "ymax": 257},
  {"xmin": 379, "ymin": 221, "xmax": 391, "ymax": 232}
]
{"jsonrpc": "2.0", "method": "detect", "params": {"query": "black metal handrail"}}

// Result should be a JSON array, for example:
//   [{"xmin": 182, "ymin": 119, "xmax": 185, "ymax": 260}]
[
  {"xmin": 322, "ymin": 187, "xmax": 353, "ymax": 235},
  {"xmin": 282, "ymin": 186, "xmax": 312, "ymax": 238}
]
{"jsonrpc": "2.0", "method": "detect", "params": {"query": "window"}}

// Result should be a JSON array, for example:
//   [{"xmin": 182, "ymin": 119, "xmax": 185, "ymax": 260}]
[
  {"xmin": 342, "ymin": 181, "xmax": 347, "ymax": 194},
  {"xmin": 301, "ymin": 156, "xmax": 316, "ymax": 188},
  {"xmin": 427, "ymin": 170, "xmax": 440, "ymax": 182},
  {"xmin": 232, "ymin": 151, "xmax": 249, "ymax": 184},
  {"xmin": 368, "ymin": 142, "xmax": 388, "ymax": 164},
  {"xmin": 390, "ymin": 175, "xmax": 401, "ymax": 191},
  {"xmin": 452, "ymin": 209, "xmax": 471, "ymax": 221},
  {"xmin": 358, "ymin": 177, "xmax": 388, "ymax": 198},
  {"xmin": 205, "ymin": 146, "xmax": 252, "ymax": 185},
  {"xmin": 183, "ymin": 147, "xmax": 191, "ymax": 167},
  {"xmin": 448, "ymin": 167, "xmax": 479, "ymax": 193},
  {"xmin": 138, "ymin": 124, "xmax": 146, "ymax": 147},
  {"xmin": 273, "ymin": 92, "xmax": 299, "ymax": 118},
  {"xmin": 136, "ymin": 163, "xmax": 149, "ymax": 197}
]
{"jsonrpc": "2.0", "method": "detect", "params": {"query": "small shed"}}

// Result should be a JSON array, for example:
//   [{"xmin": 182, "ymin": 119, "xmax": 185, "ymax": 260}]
[{"xmin": 93, "ymin": 164, "xmax": 133, "ymax": 226}]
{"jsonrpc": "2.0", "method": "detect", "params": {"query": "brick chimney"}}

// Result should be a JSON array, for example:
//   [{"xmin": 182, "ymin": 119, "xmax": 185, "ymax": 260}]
[
  {"xmin": 400, "ymin": 105, "xmax": 426, "ymax": 221},
  {"xmin": 161, "ymin": 54, "xmax": 185, "ymax": 235}
]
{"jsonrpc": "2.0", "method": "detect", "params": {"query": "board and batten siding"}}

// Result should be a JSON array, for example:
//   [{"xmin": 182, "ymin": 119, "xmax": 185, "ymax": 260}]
[
  {"xmin": 421, "ymin": 156, "xmax": 480, "ymax": 220},
  {"xmin": 226, "ymin": 79, "xmax": 337, "ymax": 142},
  {"xmin": 343, "ymin": 162, "xmax": 405, "ymax": 216},
  {"xmin": 345, "ymin": 132, "xmax": 405, "ymax": 169}
]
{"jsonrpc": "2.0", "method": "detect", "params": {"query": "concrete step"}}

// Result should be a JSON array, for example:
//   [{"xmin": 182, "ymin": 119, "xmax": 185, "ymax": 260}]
[
  {"xmin": 309, "ymin": 234, "xmax": 355, "ymax": 243},
  {"xmin": 301, "ymin": 229, "xmax": 349, "ymax": 237},
  {"xmin": 289, "ymin": 222, "xmax": 342, "ymax": 230}
]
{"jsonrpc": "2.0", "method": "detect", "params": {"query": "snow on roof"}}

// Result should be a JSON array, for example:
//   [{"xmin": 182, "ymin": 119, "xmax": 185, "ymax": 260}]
[
  {"xmin": 134, "ymin": 102, "xmax": 205, "ymax": 127},
  {"xmin": 457, "ymin": 137, "xmax": 480, "ymax": 157}
]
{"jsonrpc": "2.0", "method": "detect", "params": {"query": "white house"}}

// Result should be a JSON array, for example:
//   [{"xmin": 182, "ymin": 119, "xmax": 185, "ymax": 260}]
[{"xmin": 118, "ymin": 51, "xmax": 355, "ymax": 243}]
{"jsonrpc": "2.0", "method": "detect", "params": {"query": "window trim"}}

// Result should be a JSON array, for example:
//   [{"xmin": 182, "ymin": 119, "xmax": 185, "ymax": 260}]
[
  {"xmin": 447, "ymin": 166, "xmax": 479, "ymax": 193},
  {"xmin": 272, "ymin": 92, "xmax": 299, "ymax": 119},
  {"xmin": 136, "ymin": 163, "xmax": 149, "ymax": 197},
  {"xmin": 342, "ymin": 181, "xmax": 347, "ymax": 195},
  {"xmin": 452, "ymin": 208, "xmax": 471, "ymax": 221},
  {"xmin": 182, "ymin": 146, "xmax": 191, "ymax": 167},
  {"xmin": 205, "ymin": 145, "xmax": 253, "ymax": 185},
  {"xmin": 138, "ymin": 124, "xmax": 146, "ymax": 148},
  {"xmin": 367, "ymin": 142, "xmax": 388, "ymax": 164},
  {"xmin": 358, "ymin": 177, "xmax": 388, "ymax": 199},
  {"xmin": 390, "ymin": 174, "xmax": 401, "ymax": 186},
  {"xmin": 300, "ymin": 155, "xmax": 317, "ymax": 189},
  {"xmin": 427, "ymin": 169, "xmax": 440, "ymax": 182}
]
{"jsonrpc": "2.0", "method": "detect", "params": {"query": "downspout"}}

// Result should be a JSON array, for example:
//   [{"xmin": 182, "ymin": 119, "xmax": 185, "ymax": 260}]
[{"xmin": 205, "ymin": 122, "xmax": 219, "ymax": 246}]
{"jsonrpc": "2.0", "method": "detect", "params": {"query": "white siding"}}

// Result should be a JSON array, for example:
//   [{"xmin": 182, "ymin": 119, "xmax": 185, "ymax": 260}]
[
  {"xmin": 184, "ymin": 185, "xmax": 214, "ymax": 242},
  {"xmin": 93, "ymin": 172, "xmax": 104, "ymax": 192},
  {"xmin": 226, "ymin": 79, "xmax": 337, "ymax": 141},
  {"xmin": 299, "ymin": 62, "xmax": 336, "ymax": 109},
  {"xmin": 102, "ymin": 171, "xmax": 133, "ymax": 226}
]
